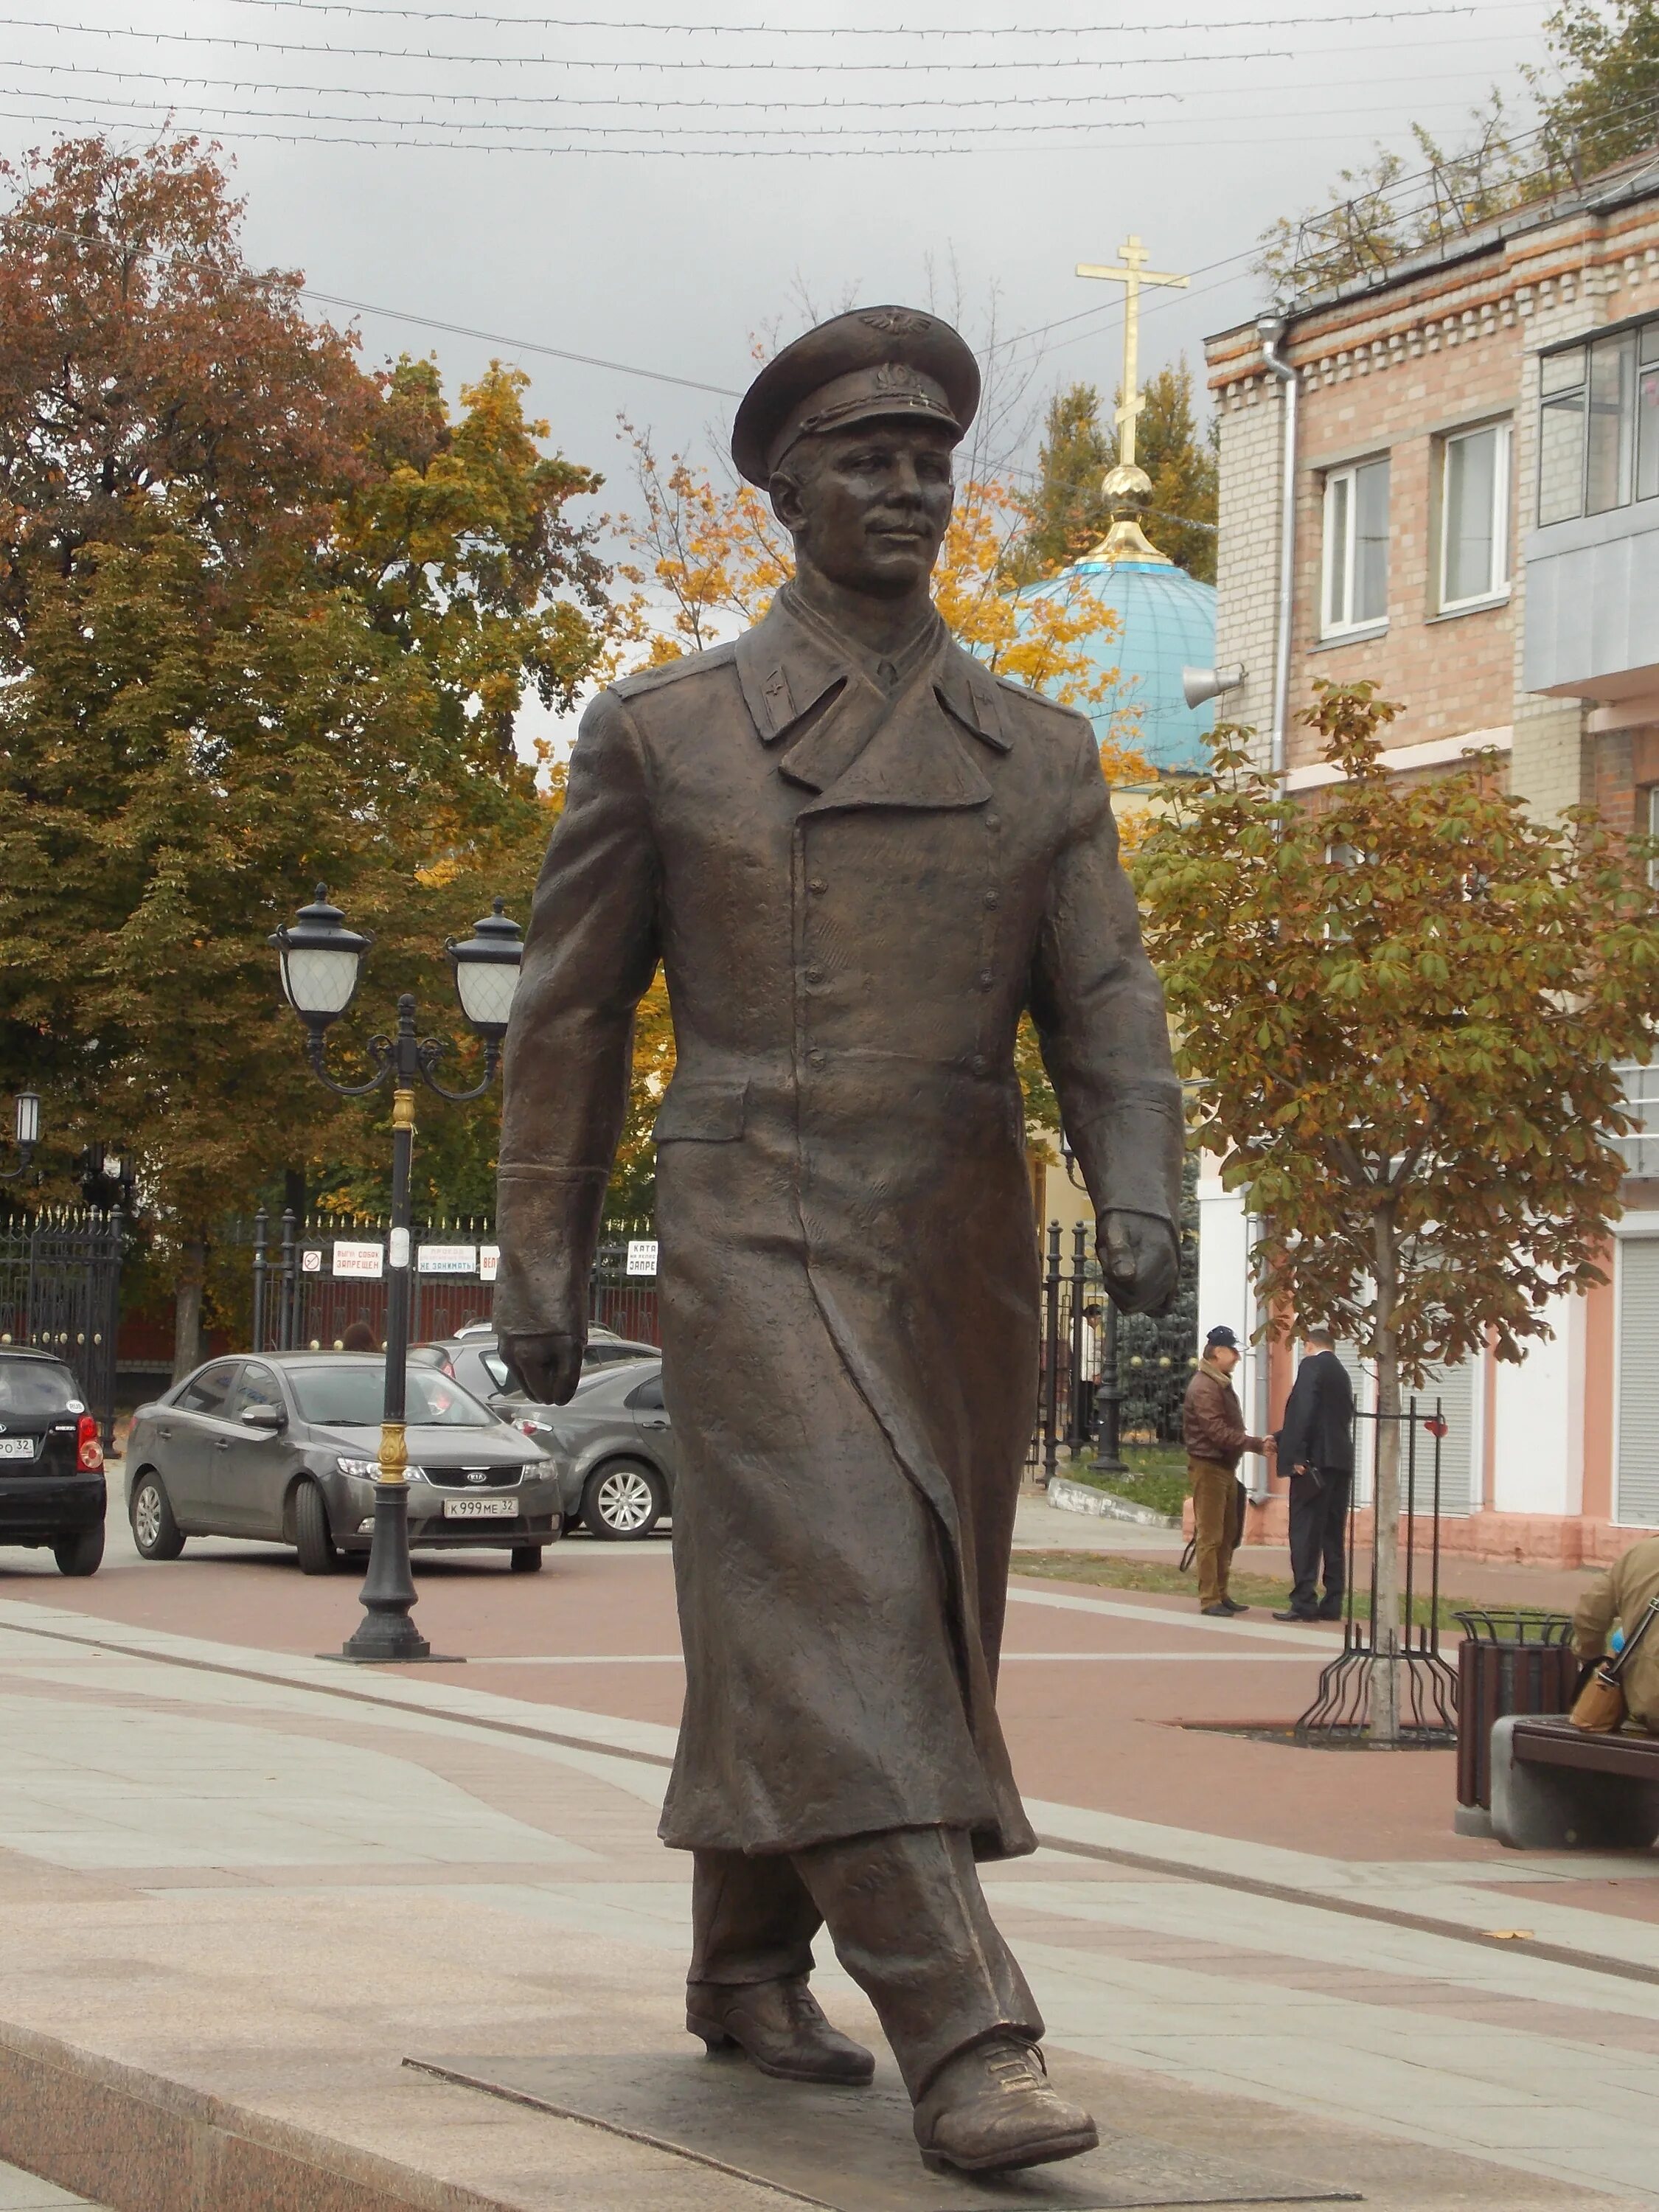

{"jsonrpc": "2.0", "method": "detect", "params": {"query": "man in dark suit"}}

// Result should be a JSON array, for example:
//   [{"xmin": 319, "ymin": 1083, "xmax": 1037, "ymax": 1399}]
[{"xmin": 1273, "ymin": 1328, "xmax": 1356, "ymax": 1623}]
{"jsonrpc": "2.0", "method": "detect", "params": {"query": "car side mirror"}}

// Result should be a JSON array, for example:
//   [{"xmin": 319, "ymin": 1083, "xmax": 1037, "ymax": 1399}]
[{"xmin": 240, "ymin": 1404, "xmax": 285, "ymax": 1432}]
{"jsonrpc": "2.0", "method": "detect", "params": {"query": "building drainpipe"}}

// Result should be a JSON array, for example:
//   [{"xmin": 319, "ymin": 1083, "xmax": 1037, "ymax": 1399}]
[
  {"xmin": 1253, "ymin": 317, "xmax": 1298, "ymax": 1476},
  {"xmin": 1257, "ymin": 315, "xmax": 1298, "ymax": 780}
]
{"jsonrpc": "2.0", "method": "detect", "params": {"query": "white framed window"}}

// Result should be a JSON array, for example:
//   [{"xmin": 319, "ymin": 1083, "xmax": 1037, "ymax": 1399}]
[
  {"xmin": 1439, "ymin": 421, "xmax": 1511, "ymax": 610},
  {"xmin": 1321, "ymin": 456, "xmax": 1390, "ymax": 636}
]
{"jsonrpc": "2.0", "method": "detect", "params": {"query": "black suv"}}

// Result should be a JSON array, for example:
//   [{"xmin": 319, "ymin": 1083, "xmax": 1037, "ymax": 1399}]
[{"xmin": 0, "ymin": 1347, "xmax": 105, "ymax": 1575}]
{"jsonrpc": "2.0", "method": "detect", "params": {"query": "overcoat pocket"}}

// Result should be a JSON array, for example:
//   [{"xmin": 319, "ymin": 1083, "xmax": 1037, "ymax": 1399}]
[{"xmin": 652, "ymin": 1080, "xmax": 748, "ymax": 1144}]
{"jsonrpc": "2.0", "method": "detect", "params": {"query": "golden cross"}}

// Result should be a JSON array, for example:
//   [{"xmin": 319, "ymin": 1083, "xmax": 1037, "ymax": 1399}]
[{"xmin": 1074, "ymin": 236, "xmax": 1189, "ymax": 472}]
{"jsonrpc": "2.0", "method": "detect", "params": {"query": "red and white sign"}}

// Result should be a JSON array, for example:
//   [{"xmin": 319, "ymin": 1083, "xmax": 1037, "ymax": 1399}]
[
  {"xmin": 333, "ymin": 1240, "xmax": 384, "ymax": 1280},
  {"xmin": 479, "ymin": 1245, "xmax": 500, "ymax": 1282}
]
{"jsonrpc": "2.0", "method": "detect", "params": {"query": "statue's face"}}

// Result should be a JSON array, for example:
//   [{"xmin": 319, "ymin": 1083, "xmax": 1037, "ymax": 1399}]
[{"xmin": 771, "ymin": 420, "xmax": 956, "ymax": 598}]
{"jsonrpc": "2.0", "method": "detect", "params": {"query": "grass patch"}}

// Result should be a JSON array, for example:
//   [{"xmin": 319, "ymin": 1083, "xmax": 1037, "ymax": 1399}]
[
  {"xmin": 1062, "ymin": 1443, "xmax": 1188, "ymax": 1518},
  {"xmin": 1012, "ymin": 1549, "xmax": 1472, "ymax": 1631}
]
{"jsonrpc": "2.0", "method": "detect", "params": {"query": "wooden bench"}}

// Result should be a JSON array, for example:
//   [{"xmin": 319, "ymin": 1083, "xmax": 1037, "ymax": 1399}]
[{"xmin": 1489, "ymin": 1714, "xmax": 1659, "ymax": 1850}]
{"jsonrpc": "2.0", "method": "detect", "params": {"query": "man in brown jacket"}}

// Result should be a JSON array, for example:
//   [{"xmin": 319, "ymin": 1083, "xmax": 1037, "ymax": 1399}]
[
  {"xmin": 1573, "ymin": 1531, "xmax": 1659, "ymax": 1733},
  {"xmin": 1182, "ymin": 1325, "xmax": 1272, "ymax": 1615}
]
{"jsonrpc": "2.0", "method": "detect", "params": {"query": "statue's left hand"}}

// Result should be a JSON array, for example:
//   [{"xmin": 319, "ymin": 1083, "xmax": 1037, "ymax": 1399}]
[{"xmin": 1098, "ymin": 1211, "xmax": 1180, "ymax": 1316}]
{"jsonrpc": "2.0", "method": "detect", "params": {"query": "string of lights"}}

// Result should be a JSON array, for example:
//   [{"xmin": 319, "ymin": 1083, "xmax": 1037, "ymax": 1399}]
[
  {"xmin": 0, "ymin": 97, "xmax": 1495, "ymax": 156},
  {"xmin": 0, "ymin": 13, "xmax": 1542, "ymax": 73},
  {"xmin": 213, "ymin": 0, "xmax": 1498, "ymax": 32},
  {"xmin": 0, "ymin": 56, "xmax": 1186, "ymax": 109},
  {"xmin": 0, "ymin": 52, "xmax": 1531, "ymax": 116},
  {"xmin": 2, "ymin": 87, "xmax": 1180, "ymax": 139}
]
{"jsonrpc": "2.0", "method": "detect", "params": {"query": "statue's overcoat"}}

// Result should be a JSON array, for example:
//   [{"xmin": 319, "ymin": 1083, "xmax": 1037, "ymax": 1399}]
[{"xmin": 495, "ymin": 587, "xmax": 1182, "ymax": 1863}]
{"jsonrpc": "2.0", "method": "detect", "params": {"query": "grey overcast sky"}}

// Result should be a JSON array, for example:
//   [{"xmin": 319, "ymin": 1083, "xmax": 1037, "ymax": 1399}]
[{"xmin": 0, "ymin": 0, "xmax": 1559, "ymax": 734}]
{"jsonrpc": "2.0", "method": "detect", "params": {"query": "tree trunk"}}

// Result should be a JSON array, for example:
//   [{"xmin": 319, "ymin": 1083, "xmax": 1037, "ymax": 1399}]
[
  {"xmin": 1369, "ymin": 1203, "xmax": 1402, "ymax": 1745},
  {"xmin": 171, "ymin": 1237, "xmax": 207, "ymax": 1382}
]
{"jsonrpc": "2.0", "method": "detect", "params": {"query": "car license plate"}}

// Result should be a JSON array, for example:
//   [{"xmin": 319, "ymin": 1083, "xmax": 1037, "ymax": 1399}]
[
  {"xmin": 442, "ymin": 1494, "xmax": 516, "ymax": 1519},
  {"xmin": 0, "ymin": 1437, "xmax": 35, "ymax": 1459}
]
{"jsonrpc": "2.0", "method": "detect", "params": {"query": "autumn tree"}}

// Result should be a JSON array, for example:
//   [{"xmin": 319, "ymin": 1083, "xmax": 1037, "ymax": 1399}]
[
  {"xmin": 1539, "ymin": 0, "xmax": 1659, "ymax": 170},
  {"xmin": 1019, "ymin": 367, "xmax": 1218, "ymax": 583},
  {"xmin": 0, "ymin": 136, "xmax": 616, "ymax": 1368},
  {"xmin": 1132, "ymin": 683, "xmax": 1659, "ymax": 1742}
]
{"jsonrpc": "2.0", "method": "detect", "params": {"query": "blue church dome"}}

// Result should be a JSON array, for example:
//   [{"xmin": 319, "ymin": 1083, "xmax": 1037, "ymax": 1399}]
[{"xmin": 1020, "ymin": 552, "xmax": 1218, "ymax": 778}]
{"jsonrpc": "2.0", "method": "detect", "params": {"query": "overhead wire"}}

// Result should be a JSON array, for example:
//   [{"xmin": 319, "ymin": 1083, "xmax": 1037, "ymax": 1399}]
[
  {"xmin": 0, "ymin": 98, "xmax": 1498, "ymax": 155},
  {"xmin": 211, "ymin": 0, "xmax": 1500, "ymax": 29},
  {"xmin": 0, "ymin": 52, "xmax": 1539, "ymax": 114},
  {"xmin": 0, "ymin": 16, "xmax": 1298, "ymax": 69},
  {"xmin": 0, "ymin": 13, "xmax": 1552, "ymax": 71}
]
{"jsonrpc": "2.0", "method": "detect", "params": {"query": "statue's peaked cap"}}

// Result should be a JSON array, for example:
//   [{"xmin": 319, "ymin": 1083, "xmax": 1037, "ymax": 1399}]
[{"xmin": 731, "ymin": 306, "xmax": 981, "ymax": 487}]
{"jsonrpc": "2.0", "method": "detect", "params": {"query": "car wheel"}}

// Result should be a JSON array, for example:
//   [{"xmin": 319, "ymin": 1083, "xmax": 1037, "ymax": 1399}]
[
  {"xmin": 54, "ymin": 1524, "xmax": 104, "ymax": 1577},
  {"xmin": 509, "ymin": 1545, "xmax": 545, "ymax": 1573},
  {"xmin": 582, "ymin": 1458, "xmax": 665, "ymax": 1541},
  {"xmin": 130, "ymin": 1472, "xmax": 185, "ymax": 1561},
  {"xmin": 293, "ymin": 1480, "xmax": 340, "ymax": 1575}
]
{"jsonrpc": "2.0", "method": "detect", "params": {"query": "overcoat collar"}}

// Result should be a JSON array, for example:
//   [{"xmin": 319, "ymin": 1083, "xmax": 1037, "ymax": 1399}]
[{"xmin": 734, "ymin": 585, "xmax": 1009, "ymax": 813}]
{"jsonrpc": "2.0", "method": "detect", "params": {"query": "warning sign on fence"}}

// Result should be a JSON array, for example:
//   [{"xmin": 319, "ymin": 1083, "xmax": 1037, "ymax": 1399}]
[
  {"xmin": 332, "ymin": 1240, "xmax": 384, "ymax": 1280},
  {"xmin": 626, "ymin": 1239, "xmax": 659, "ymax": 1278},
  {"xmin": 479, "ymin": 1245, "xmax": 499, "ymax": 1281},
  {"xmin": 417, "ymin": 1245, "xmax": 476, "ymax": 1276}
]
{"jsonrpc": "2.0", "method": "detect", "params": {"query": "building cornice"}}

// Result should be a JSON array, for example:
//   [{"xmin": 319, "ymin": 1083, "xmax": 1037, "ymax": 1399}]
[{"xmin": 1206, "ymin": 193, "xmax": 1659, "ymax": 414}]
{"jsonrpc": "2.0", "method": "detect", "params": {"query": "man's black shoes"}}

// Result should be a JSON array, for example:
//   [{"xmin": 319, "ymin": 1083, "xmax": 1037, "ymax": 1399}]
[
  {"xmin": 687, "ymin": 1978, "xmax": 874, "ymax": 2084},
  {"xmin": 1272, "ymin": 1608, "xmax": 1318, "ymax": 1623}
]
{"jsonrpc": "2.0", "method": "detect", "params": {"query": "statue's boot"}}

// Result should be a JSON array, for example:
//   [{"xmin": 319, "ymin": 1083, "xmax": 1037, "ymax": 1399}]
[
  {"xmin": 913, "ymin": 2037, "xmax": 1097, "ymax": 2174},
  {"xmin": 686, "ymin": 1976, "xmax": 875, "ymax": 2084}
]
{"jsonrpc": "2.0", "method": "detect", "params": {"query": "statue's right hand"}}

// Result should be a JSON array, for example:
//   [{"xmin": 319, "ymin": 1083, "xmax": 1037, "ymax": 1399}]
[{"xmin": 498, "ymin": 1330, "xmax": 585, "ymax": 1406}]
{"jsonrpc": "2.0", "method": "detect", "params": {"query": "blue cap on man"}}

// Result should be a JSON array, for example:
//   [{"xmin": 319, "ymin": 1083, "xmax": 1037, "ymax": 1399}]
[{"xmin": 1204, "ymin": 1325, "xmax": 1239, "ymax": 1352}]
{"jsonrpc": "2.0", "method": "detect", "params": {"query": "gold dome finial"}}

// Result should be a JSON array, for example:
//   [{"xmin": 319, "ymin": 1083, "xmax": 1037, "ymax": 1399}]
[{"xmin": 1074, "ymin": 234, "xmax": 1189, "ymax": 563}]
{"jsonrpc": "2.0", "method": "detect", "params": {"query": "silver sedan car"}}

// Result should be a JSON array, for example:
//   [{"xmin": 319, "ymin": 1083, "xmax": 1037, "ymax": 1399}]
[
  {"xmin": 125, "ymin": 1353, "xmax": 561, "ymax": 1573},
  {"xmin": 504, "ymin": 1357, "xmax": 675, "ymax": 1540}
]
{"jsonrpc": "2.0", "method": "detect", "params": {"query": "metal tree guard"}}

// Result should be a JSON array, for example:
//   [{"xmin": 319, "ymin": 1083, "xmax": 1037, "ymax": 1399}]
[{"xmin": 1294, "ymin": 1398, "xmax": 1460, "ymax": 1744}]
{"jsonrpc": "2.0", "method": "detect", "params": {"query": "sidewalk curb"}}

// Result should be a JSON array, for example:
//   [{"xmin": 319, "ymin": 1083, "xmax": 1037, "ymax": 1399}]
[
  {"xmin": 0, "ymin": 2019, "xmax": 509, "ymax": 2212},
  {"xmin": 1045, "ymin": 1474, "xmax": 1182, "ymax": 1529}
]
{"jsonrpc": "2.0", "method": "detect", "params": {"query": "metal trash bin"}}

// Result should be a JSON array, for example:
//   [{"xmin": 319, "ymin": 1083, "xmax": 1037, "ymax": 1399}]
[{"xmin": 1454, "ymin": 1610, "xmax": 1579, "ymax": 1834}]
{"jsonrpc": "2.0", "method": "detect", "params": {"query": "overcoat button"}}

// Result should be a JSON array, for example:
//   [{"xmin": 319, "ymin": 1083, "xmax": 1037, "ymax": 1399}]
[
  {"xmin": 978, "ymin": 971, "xmax": 994, "ymax": 989},
  {"xmin": 970, "ymin": 1054, "xmax": 989, "ymax": 1074},
  {"xmin": 805, "ymin": 967, "xmax": 824, "ymax": 984},
  {"xmin": 809, "ymin": 878, "xmax": 828, "ymax": 894},
  {"xmin": 985, "ymin": 813, "xmax": 1001, "ymax": 832},
  {"xmin": 984, "ymin": 891, "xmax": 1000, "ymax": 909}
]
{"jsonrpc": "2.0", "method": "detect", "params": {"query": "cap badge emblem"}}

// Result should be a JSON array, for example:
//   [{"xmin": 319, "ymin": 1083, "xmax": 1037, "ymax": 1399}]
[{"xmin": 860, "ymin": 310, "xmax": 933, "ymax": 337}]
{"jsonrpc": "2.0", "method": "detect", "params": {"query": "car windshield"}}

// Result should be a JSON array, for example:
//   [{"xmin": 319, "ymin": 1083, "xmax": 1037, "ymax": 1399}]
[
  {"xmin": 0, "ymin": 1359, "xmax": 80, "ymax": 1417},
  {"xmin": 286, "ymin": 1362, "xmax": 496, "ymax": 1429}
]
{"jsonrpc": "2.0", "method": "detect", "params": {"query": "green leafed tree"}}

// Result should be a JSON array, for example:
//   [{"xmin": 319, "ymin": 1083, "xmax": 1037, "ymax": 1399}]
[
  {"xmin": 0, "ymin": 135, "xmax": 613, "ymax": 1369},
  {"xmin": 1019, "ymin": 365, "xmax": 1217, "ymax": 583},
  {"xmin": 1130, "ymin": 682, "xmax": 1659, "ymax": 1742},
  {"xmin": 1539, "ymin": 0, "xmax": 1659, "ymax": 171}
]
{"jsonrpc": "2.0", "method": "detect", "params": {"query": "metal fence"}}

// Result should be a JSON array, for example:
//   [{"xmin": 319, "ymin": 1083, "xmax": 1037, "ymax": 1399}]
[
  {"xmin": 1031, "ymin": 1220, "xmax": 1199, "ymax": 1482},
  {"xmin": 0, "ymin": 1208, "xmax": 124, "ymax": 1444},
  {"xmin": 238, "ymin": 1211, "xmax": 661, "ymax": 1352}
]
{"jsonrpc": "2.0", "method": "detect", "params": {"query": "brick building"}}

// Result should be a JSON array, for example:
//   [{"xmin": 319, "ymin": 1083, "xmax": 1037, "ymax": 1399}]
[{"xmin": 1197, "ymin": 153, "xmax": 1659, "ymax": 1564}]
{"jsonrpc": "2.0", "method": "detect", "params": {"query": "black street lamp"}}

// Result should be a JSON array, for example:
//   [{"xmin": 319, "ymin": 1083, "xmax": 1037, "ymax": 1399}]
[
  {"xmin": 0, "ymin": 1092, "xmax": 40, "ymax": 1181},
  {"xmin": 271, "ymin": 886, "xmax": 524, "ymax": 1664},
  {"xmin": 1058, "ymin": 1127, "xmax": 1127, "ymax": 1475}
]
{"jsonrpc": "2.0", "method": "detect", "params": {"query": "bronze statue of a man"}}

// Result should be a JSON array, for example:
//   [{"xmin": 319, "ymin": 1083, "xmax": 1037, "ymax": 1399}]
[{"xmin": 495, "ymin": 307, "xmax": 1183, "ymax": 2177}]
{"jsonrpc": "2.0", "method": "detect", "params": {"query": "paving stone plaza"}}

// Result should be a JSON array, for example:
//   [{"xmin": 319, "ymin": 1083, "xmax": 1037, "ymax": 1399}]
[{"xmin": 0, "ymin": 1495, "xmax": 1655, "ymax": 2209}]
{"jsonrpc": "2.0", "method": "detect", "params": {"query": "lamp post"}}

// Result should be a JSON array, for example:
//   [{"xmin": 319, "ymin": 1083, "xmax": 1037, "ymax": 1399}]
[
  {"xmin": 1059, "ymin": 1127, "xmax": 1127, "ymax": 1475},
  {"xmin": 271, "ymin": 886, "xmax": 524, "ymax": 1663},
  {"xmin": 0, "ymin": 1092, "xmax": 40, "ymax": 1181}
]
